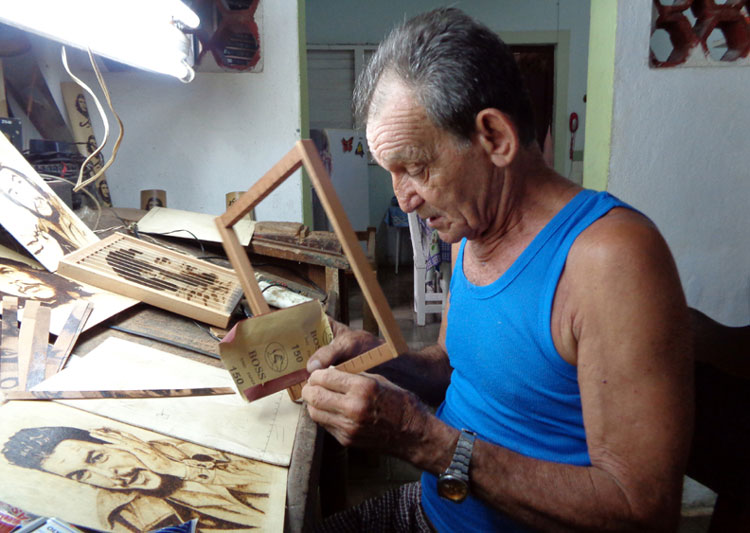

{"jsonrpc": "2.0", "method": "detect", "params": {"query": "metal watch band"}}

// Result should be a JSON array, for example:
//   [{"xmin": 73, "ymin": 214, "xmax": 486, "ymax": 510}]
[{"xmin": 445, "ymin": 429, "xmax": 476, "ymax": 481}]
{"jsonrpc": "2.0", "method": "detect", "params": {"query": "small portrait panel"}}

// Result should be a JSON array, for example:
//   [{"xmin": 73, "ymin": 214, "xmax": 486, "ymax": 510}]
[{"xmin": 0, "ymin": 162, "xmax": 98, "ymax": 271}]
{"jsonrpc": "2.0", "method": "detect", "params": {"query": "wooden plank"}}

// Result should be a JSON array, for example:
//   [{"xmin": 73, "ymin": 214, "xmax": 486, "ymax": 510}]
[
  {"xmin": 23, "ymin": 304, "xmax": 51, "ymax": 389},
  {"xmin": 2, "ymin": 387, "xmax": 235, "ymax": 401},
  {"xmin": 248, "ymin": 239, "xmax": 351, "ymax": 270},
  {"xmin": 16, "ymin": 300, "xmax": 41, "ymax": 391},
  {"xmin": 45, "ymin": 301, "xmax": 92, "ymax": 378},
  {"xmin": 0, "ymin": 296, "xmax": 19, "ymax": 390},
  {"xmin": 58, "ymin": 233, "xmax": 243, "ymax": 327},
  {"xmin": 38, "ymin": 336, "xmax": 301, "ymax": 466}
]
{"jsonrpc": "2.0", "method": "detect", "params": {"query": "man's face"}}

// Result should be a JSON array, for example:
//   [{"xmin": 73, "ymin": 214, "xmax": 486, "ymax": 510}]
[
  {"xmin": 76, "ymin": 95, "xmax": 88, "ymax": 116},
  {"xmin": 41, "ymin": 439, "xmax": 162, "ymax": 491},
  {"xmin": 1, "ymin": 169, "xmax": 52, "ymax": 217},
  {"xmin": 366, "ymin": 79, "xmax": 496, "ymax": 243},
  {"xmin": 0, "ymin": 267, "xmax": 55, "ymax": 300}
]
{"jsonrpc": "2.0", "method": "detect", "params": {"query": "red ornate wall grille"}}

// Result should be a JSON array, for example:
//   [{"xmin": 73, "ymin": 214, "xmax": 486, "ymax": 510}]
[{"xmin": 651, "ymin": 0, "xmax": 750, "ymax": 67}]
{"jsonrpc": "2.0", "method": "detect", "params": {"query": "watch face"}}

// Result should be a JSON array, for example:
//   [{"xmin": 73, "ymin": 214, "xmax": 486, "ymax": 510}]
[{"xmin": 437, "ymin": 474, "xmax": 468, "ymax": 502}]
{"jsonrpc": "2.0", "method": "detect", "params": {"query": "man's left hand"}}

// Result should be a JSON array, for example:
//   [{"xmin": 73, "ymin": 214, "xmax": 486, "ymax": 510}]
[{"xmin": 302, "ymin": 367, "xmax": 430, "ymax": 457}]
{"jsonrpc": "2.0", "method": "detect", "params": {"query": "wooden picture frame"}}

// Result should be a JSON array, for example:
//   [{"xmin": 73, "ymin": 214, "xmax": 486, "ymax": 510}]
[{"xmin": 215, "ymin": 140, "xmax": 408, "ymax": 399}]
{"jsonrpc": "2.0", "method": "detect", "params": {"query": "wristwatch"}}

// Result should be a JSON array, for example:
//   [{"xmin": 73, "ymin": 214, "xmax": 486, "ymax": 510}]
[{"xmin": 437, "ymin": 429, "xmax": 476, "ymax": 503}]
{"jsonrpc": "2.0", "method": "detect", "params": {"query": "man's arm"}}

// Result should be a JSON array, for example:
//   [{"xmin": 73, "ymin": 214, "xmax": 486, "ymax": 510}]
[
  {"xmin": 303, "ymin": 212, "xmax": 693, "ymax": 532},
  {"xmin": 462, "ymin": 212, "xmax": 693, "ymax": 531}
]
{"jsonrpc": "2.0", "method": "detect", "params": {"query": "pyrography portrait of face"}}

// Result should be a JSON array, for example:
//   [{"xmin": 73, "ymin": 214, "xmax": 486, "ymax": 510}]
[
  {"xmin": 86, "ymin": 135, "xmax": 99, "ymax": 156},
  {"xmin": 2, "ymin": 167, "xmax": 54, "ymax": 217},
  {"xmin": 0, "ymin": 259, "xmax": 91, "ymax": 307},
  {"xmin": 0, "ymin": 164, "xmax": 96, "ymax": 263},
  {"xmin": 1, "ymin": 425, "xmax": 275, "ymax": 531},
  {"xmin": 74, "ymin": 94, "xmax": 88, "ymax": 118},
  {"xmin": 145, "ymin": 197, "xmax": 164, "ymax": 210}
]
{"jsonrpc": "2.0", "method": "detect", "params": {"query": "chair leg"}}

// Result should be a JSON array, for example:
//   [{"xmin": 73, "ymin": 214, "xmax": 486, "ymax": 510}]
[{"xmin": 414, "ymin": 265, "xmax": 426, "ymax": 326}]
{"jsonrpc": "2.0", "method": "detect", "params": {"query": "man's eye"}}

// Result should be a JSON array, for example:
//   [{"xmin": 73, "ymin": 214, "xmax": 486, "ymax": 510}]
[
  {"xmin": 407, "ymin": 167, "xmax": 424, "ymax": 177},
  {"xmin": 85, "ymin": 450, "xmax": 105, "ymax": 464},
  {"xmin": 68, "ymin": 470, "xmax": 88, "ymax": 482}
]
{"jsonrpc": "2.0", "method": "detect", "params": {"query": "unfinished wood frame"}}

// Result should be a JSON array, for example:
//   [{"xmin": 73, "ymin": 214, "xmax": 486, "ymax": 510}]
[{"xmin": 215, "ymin": 140, "xmax": 409, "ymax": 398}]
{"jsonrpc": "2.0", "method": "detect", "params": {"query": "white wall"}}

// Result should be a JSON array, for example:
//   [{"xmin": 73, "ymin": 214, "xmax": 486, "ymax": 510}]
[
  {"xmin": 28, "ymin": 2, "xmax": 304, "ymax": 221},
  {"xmin": 608, "ymin": 0, "xmax": 750, "ymax": 326},
  {"xmin": 306, "ymin": 0, "xmax": 591, "ymax": 168}
]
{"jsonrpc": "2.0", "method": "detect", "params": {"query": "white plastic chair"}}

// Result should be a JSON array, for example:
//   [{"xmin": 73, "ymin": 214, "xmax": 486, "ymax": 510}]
[{"xmin": 407, "ymin": 212, "xmax": 447, "ymax": 326}]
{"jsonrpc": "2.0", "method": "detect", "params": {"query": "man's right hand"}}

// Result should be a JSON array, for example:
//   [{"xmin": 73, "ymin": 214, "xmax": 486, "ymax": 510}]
[{"xmin": 306, "ymin": 318, "xmax": 384, "ymax": 372}]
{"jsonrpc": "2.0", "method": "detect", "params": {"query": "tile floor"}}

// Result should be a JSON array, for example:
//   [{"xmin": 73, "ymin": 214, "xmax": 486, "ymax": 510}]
[{"xmin": 336, "ymin": 265, "xmax": 712, "ymax": 532}]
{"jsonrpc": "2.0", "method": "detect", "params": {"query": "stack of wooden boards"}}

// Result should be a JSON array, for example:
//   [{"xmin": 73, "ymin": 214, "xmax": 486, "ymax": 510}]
[{"xmin": 0, "ymin": 296, "xmax": 90, "ymax": 394}]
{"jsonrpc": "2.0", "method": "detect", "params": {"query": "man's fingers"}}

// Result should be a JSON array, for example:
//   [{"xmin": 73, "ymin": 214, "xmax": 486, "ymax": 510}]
[
  {"xmin": 307, "ymin": 343, "xmax": 341, "ymax": 372},
  {"xmin": 305, "ymin": 404, "xmax": 357, "ymax": 446},
  {"xmin": 307, "ymin": 367, "xmax": 373, "ymax": 395},
  {"xmin": 307, "ymin": 322, "xmax": 384, "ymax": 373}
]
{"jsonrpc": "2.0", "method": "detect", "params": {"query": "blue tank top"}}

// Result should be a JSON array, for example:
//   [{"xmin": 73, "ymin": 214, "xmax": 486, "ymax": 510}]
[{"xmin": 421, "ymin": 190, "xmax": 632, "ymax": 532}]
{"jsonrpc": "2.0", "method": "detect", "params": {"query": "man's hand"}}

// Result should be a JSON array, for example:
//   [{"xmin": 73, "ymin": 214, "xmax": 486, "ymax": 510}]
[
  {"xmin": 306, "ymin": 318, "xmax": 383, "ymax": 372},
  {"xmin": 302, "ymin": 367, "xmax": 432, "ymax": 460}
]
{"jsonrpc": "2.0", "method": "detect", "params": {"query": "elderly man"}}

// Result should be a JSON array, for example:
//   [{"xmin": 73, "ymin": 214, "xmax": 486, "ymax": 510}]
[{"xmin": 302, "ymin": 8, "xmax": 693, "ymax": 533}]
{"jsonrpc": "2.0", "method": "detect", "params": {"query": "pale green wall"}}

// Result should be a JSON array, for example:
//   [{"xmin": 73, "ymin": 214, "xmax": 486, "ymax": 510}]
[
  {"xmin": 582, "ymin": 0, "xmax": 617, "ymax": 191},
  {"xmin": 299, "ymin": 0, "xmax": 313, "ymax": 227}
]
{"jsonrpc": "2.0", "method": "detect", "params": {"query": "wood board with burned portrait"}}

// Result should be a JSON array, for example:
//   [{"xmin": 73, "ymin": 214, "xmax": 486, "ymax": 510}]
[
  {"xmin": 0, "ymin": 401, "xmax": 287, "ymax": 532},
  {"xmin": 37, "ymin": 337, "xmax": 301, "ymax": 466},
  {"xmin": 0, "ymin": 133, "xmax": 99, "ymax": 272},
  {"xmin": 0, "ymin": 247, "xmax": 136, "ymax": 338}
]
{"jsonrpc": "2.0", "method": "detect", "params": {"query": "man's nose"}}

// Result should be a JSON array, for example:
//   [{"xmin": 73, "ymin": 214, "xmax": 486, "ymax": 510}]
[{"xmin": 392, "ymin": 175, "xmax": 423, "ymax": 213}]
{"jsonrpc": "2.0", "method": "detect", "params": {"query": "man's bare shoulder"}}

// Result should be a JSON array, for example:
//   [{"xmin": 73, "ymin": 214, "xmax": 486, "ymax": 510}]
[
  {"xmin": 567, "ymin": 207, "xmax": 674, "ymax": 277},
  {"xmin": 562, "ymin": 206, "xmax": 687, "ymax": 350}
]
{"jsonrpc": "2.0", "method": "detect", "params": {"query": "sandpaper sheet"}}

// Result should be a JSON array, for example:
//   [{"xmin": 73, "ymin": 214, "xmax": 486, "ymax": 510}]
[
  {"xmin": 219, "ymin": 299, "xmax": 333, "ymax": 402},
  {"xmin": 35, "ymin": 337, "xmax": 301, "ymax": 466}
]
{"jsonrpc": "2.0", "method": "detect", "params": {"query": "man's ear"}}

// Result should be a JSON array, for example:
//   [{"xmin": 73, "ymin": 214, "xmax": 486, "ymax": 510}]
[{"xmin": 475, "ymin": 109, "xmax": 519, "ymax": 168}]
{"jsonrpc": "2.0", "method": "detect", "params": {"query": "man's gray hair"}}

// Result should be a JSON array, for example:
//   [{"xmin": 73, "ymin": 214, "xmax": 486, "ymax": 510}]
[{"xmin": 354, "ymin": 8, "xmax": 536, "ymax": 146}]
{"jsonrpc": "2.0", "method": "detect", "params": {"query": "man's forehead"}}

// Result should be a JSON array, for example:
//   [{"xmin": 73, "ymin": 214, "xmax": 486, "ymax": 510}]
[{"xmin": 366, "ymin": 89, "xmax": 437, "ymax": 162}]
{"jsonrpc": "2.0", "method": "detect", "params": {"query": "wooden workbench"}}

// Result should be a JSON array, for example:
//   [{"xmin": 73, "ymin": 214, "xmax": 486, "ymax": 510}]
[
  {"xmin": 0, "ymin": 208, "xmax": 331, "ymax": 532},
  {"xmin": 72, "ymin": 304, "xmax": 324, "ymax": 533}
]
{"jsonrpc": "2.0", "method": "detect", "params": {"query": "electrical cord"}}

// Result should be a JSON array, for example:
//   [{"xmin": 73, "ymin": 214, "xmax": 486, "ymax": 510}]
[
  {"xmin": 261, "ymin": 281, "xmax": 292, "ymax": 294},
  {"xmin": 60, "ymin": 45, "xmax": 124, "ymax": 193},
  {"xmin": 193, "ymin": 320, "xmax": 223, "ymax": 342},
  {"xmin": 146, "ymin": 228, "xmax": 206, "ymax": 255},
  {"xmin": 39, "ymin": 173, "xmax": 103, "ymax": 230}
]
